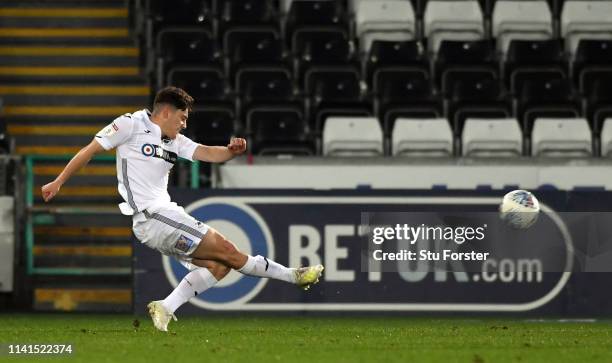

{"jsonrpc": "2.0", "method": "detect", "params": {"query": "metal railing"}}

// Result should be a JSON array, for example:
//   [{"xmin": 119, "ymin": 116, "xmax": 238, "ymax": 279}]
[{"xmin": 24, "ymin": 154, "xmax": 200, "ymax": 275}]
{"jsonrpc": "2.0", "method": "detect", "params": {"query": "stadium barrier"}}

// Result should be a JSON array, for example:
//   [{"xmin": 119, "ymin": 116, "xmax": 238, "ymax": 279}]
[
  {"xmin": 135, "ymin": 189, "xmax": 612, "ymax": 316},
  {"xmin": 23, "ymin": 155, "xmax": 201, "ymax": 276}
]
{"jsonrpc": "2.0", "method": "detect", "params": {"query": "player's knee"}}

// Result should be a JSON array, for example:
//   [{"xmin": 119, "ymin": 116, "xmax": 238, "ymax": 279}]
[
  {"xmin": 218, "ymin": 238, "xmax": 244, "ymax": 268},
  {"xmin": 209, "ymin": 261, "xmax": 231, "ymax": 280}
]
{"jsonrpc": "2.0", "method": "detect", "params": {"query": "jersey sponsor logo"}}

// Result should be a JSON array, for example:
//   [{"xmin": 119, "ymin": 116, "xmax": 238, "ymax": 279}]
[
  {"xmin": 141, "ymin": 143, "xmax": 177, "ymax": 164},
  {"xmin": 175, "ymin": 234, "xmax": 195, "ymax": 253},
  {"xmin": 141, "ymin": 143, "xmax": 155, "ymax": 156}
]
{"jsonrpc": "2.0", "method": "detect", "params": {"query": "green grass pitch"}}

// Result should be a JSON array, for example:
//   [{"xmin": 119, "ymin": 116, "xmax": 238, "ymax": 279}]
[{"xmin": 0, "ymin": 314, "xmax": 611, "ymax": 362}]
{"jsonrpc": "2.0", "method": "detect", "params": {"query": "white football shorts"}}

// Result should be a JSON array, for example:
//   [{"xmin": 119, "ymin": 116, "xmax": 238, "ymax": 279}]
[{"xmin": 132, "ymin": 202, "xmax": 210, "ymax": 260}]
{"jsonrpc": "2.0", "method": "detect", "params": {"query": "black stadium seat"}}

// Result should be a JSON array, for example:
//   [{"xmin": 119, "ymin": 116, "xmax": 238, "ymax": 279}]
[
  {"xmin": 292, "ymin": 28, "xmax": 353, "ymax": 83},
  {"xmin": 156, "ymin": 28, "xmax": 220, "ymax": 88},
  {"xmin": 373, "ymin": 69, "xmax": 441, "ymax": 134},
  {"xmin": 167, "ymin": 68, "xmax": 233, "ymax": 108},
  {"xmin": 217, "ymin": 0, "xmax": 278, "ymax": 36},
  {"xmin": 304, "ymin": 67, "xmax": 371, "ymax": 131},
  {"xmin": 156, "ymin": 28, "xmax": 219, "ymax": 65},
  {"xmin": 248, "ymin": 108, "xmax": 314, "ymax": 155},
  {"xmin": 505, "ymin": 39, "xmax": 566, "ymax": 95},
  {"xmin": 236, "ymin": 67, "xmax": 301, "ymax": 120},
  {"xmin": 363, "ymin": 40, "xmax": 428, "ymax": 87},
  {"xmin": 223, "ymin": 28, "xmax": 286, "ymax": 80},
  {"xmin": 188, "ymin": 106, "xmax": 236, "ymax": 146},
  {"xmin": 434, "ymin": 40, "xmax": 497, "ymax": 96},
  {"xmin": 516, "ymin": 79, "xmax": 581, "ymax": 135},
  {"xmin": 285, "ymin": 0, "xmax": 346, "ymax": 43},
  {"xmin": 573, "ymin": 39, "xmax": 612, "ymax": 95},
  {"xmin": 586, "ymin": 81, "xmax": 612, "ymax": 134},
  {"xmin": 146, "ymin": 0, "xmax": 213, "ymax": 56},
  {"xmin": 148, "ymin": 0, "xmax": 213, "ymax": 30},
  {"xmin": 447, "ymin": 78, "xmax": 511, "ymax": 135}
]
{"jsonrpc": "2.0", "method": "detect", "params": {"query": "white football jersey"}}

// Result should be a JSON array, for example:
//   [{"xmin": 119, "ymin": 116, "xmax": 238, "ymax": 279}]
[{"xmin": 94, "ymin": 109, "xmax": 199, "ymax": 215}]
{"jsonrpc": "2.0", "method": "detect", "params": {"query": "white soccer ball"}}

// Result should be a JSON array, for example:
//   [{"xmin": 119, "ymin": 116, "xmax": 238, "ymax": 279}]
[{"xmin": 499, "ymin": 190, "xmax": 540, "ymax": 229}]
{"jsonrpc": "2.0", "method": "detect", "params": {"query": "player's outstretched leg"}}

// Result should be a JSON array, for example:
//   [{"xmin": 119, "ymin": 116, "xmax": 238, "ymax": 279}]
[
  {"xmin": 190, "ymin": 228, "xmax": 324, "ymax": 290},
  {"xmin": 148, "ymin": 259, "xmax": 230, "ymax": 332}
]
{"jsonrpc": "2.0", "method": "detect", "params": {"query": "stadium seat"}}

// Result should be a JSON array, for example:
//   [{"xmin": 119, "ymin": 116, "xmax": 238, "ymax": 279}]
[
  {"xmin": 573, "ymin": 39, "xmax": 612, "ymax": 94},
  {"xmin": 223, "ymin": 28, "xmax": 286, "ymax": 80},
  {"xmin": 600, "ymin": 118, "xmax": 612, "ymax": 156},
  {"xmin": 391, "ymin": 118, "xmax": 453, "ymax": 156},
  {"xmin": 167, "ymin": 68, "xmax": 232, "ymax": 107},
  {"xmin": 448, "ymin": 79, "xmax": 511, "ymax": 136},
  {"xmin": 461, "ymin": 118, "xmax": 523, "ymax": 157},
  {"xmin": 285, "ymin": 0, "xmax": 347, "ymax": 43},
  {"xmin": 188, "ymin": 106, "xmax": 236, "ymax": 146},
  {"xmin": 504, "ymin": 40, "xmax": 566, "ymax": 95},
  {"xmin": 363, "ymin": 40, "xmax": 428, "ymax": 87},
  {"xmin": 585, "ymin": 80, "xmax": 612, "ymax": 134},
  {"xmin": 562, "ymin": 1, "xmax": 612, "ymax": 56},
  {"xmin": 531, "ymin": 118, "xmax": 592, "ymax": 157},
  {"xmin": 322, "ymin": 117, "xmax": 383, "ymax": 156},
  {"xmin": 433, "ymin": 40, "xmax": 497, "ymax": 95},
  {"xmin": 248, "ymin": 107, "xmax": 314, "ymax": 155},
  {"xmin": 374, "ymin": 69, "xmax": 441, "ymax": 133},
  {"xmin": 155, "ymin": 28, "xmax": 220, "ymax": 89},
  {"xmin": 292, "ymin": 28, "xmax": 354, "ymax": 83},
  {"xmin": 217, "ymin": 0, "xmax": 278, "ymax": 36},
  {"xmin": 492, "ymin": 0, "xmax": 553, "ymax": 55},
  {"xmin": 146, "ymin": 0, "xmax": 213, "ymax": 49},
  {"xmin": 236, "ymin": 67, "xmax": 300, "ymax": 120},
  {"xmin": 355, "ymin": 0, "xmax": 416, "ymax": 53},
  {"xmin": 423, "ymin": 0, "xmax": 484, "ymax": 54},
  {"xmin": 516, "ymin": 79, "xmax": 581, "ymax": 135},
  {"xmin": 305, "ymin": 67, "xmax": 371, "ymax": 131},
  {"xmin": 148, "ymin": 0, "xmax": 212, "ymax": 27}
]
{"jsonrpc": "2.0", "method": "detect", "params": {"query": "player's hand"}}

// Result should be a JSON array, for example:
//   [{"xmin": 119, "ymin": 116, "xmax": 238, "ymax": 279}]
[
  {"xmin": 41, "ymin": 180, "xmax": 62, "ymax": 202},
  {"xmin": 227, "ymin": 137, "xmax": 247, "ymax": 155}
]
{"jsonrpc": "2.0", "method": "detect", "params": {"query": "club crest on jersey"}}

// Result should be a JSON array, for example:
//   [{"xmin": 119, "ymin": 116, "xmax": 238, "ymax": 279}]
[
  {"xmin": 175, "ymin": 234, "xmax": 194, "ymax": 253},
  {"xmin": 141, "ymin": 143, "xmax": 177, "ymax": 164}
]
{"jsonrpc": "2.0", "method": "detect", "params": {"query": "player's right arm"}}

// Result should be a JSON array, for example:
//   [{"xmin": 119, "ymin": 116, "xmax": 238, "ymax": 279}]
[
  {"xmin": 41, "ymin": 140, "xmax": 105, "ymax": 202},
  {"xmin": 41, "ymin": 114, "xmax": 134, "ymax": 202}
]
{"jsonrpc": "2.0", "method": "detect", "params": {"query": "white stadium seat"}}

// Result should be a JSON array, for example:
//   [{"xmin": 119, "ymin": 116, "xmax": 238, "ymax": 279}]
[
  {"xmin": 562, "ymin": 1, "xmax": 612, "ymax": 56},
  {"xmin": 462, "ymin": 118, "xmax": 523, "ymax": 157},
  {"xmin": 492, "ymin": 1, "xmax": 553, "ymax": 55},
  {"xmin": 600, "ymin": 118, "xmax": 612, "ymax": 157},
  {"xmin": 355, "ymin": 0, "xmax": 416, "ymax": 53},
  {"xmin": 392, "ymin": 118, "xmax": 453, "ymax": 156},
  {"xmin": 531, "ymin": 118, "xmax": 592, "ymax": 157},
  {"xmin": 424, "ymin": 0, "xmax": 484, "ymax": 53},
  {"xmin": 323, "ymin": 117, "xmax": 384, "ymax": 156}
]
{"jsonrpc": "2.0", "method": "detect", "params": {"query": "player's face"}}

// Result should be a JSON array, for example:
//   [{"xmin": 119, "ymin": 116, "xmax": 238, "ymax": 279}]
[{"xmin": 164, "ymin": 107, "xmax": 188, "ymax": 139}]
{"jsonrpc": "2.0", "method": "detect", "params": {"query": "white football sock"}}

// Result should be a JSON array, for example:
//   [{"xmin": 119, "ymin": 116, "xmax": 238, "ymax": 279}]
[
  {"xmin": 162, "ymin": 268, "xmax": 218, "ymax": 314},
  {"xmin": 237, "ymin": 255, "xmax": 297, "ymax": 283}
]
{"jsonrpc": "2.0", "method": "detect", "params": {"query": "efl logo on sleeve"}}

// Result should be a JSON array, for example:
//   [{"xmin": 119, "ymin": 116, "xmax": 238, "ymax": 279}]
[{"xmin": 99, "ymin": 123, "xmax": 119, "ymax": 137}]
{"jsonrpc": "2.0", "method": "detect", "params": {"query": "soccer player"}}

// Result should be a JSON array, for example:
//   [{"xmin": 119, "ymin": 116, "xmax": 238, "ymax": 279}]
[{"xmin": 41, "ymin": 87, "xmax": 324, "ymax": 332}]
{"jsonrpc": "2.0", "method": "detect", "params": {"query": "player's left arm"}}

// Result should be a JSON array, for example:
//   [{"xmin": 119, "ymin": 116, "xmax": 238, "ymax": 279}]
[{"xmin": 192, "ymin": 137, "xmax": 247, "ymax": 163}]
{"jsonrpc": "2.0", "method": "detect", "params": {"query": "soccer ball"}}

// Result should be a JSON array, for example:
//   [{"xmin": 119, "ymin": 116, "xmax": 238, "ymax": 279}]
[{"xmin": 499, "ymin": 190, "xmax": 540, "ymax": 229}]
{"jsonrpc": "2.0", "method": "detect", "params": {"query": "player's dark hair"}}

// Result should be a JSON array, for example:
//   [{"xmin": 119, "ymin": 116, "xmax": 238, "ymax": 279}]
[{"xmin": 153, "ymin": 87, "xmax": 194, "ymax": 112}]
